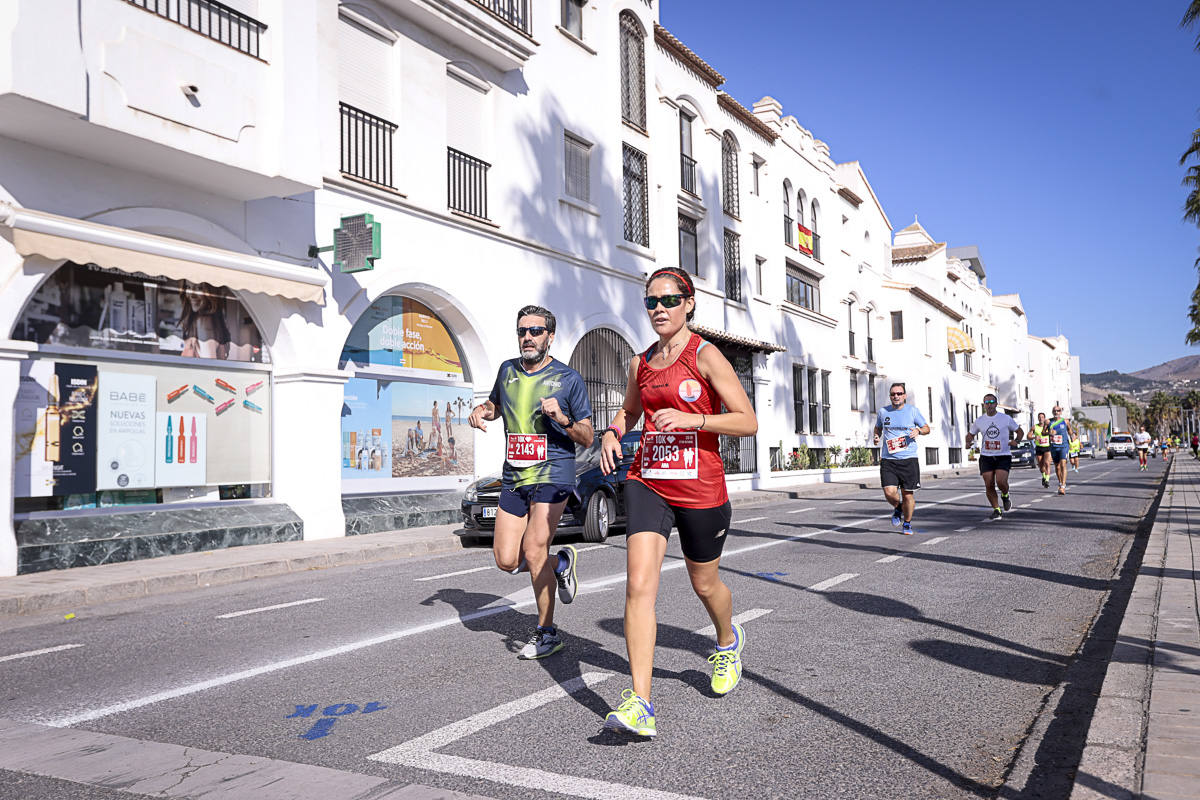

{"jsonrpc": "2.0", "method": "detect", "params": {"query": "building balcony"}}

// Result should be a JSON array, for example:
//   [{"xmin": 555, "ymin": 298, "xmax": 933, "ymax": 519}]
[
  {"xmin": 448, "ymin": 147, "xmax": 490, "ymax": 221},
  {"xmin": 0, "ymin": 0, "xmax": 322, "ymax": 200},
  {"xmin": 680, "ymin": 153, "xmax": 698, "ymax": 196},
  {"xmin": 375, "ymin": 0, "xmax": 537, "ymax": 73},
  {"xmin": 340, "ymin": 104, "xmax": 398, "ymax": 189}
]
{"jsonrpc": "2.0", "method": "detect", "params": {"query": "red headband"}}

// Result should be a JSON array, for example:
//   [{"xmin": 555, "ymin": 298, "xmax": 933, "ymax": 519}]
[{"xmin": 652, "ymin": 268, "xmax": 694, "ymax": 295}]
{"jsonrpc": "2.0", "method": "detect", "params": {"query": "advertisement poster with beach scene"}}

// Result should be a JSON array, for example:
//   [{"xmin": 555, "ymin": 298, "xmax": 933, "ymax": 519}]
[{"xmin": 341, "ymin": 378, "xmax": 473, "ymax": 482}]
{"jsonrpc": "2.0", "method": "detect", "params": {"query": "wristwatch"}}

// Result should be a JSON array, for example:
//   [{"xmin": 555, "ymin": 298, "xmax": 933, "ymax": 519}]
[{"xmin": 563, "ymin": 416, "xmax": 576, "ymax": 429}]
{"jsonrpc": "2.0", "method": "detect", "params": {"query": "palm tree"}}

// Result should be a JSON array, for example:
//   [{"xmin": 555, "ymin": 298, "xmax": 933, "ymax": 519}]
[
  {"xmin": 1185, "ymin": 0, "xmax": 1200, "ymax": 49},
  {"xmin": 1182, "ymin": 2, "xmax": 1200, "ymax": 341}
]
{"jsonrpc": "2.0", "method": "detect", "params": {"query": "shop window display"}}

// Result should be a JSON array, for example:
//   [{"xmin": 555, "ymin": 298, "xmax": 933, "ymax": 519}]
[{"xmin": 12, "ymin": 263, "xmax": 271, "ymax": 512}]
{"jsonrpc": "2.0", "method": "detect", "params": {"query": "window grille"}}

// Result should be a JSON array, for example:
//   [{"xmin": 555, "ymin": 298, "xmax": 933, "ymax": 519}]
[
  {"xmin": 678, "ymin": 215, "xmax": 698, "ymax": 275},
  {"xmin": 564, "ymin": 132, "xmax": 591, "ymax": 202},
  {"xmin": 949, "ymin": 447, "xmax": 962, "ymax": 465},
  {"xmin": 721, "ymin": 132, "xmax": 740, "ymax": 217},
  {"xmin": 447, "ymin": 147, "xmax": 490, "ymax": 220},
  {"xmin": 723, "ymin": 229, "xmax": 742, "ymax": 302},
  {"xmin": 619, "ymin": 12, "xmax": 646, "ymax": 129},
  {"xmin": 719, "ymin": 351, "xmax": 757, "ymax": 474},
  {"xmin": 891, "ymin": 311, "xmax": 904, "ymax": 340},
  {"xmin": 622, "ymin": 143, "xmax": 649, "ymax": 246},
  {"xmin": 821, "ymin": 371, "xmax": 831, "ymax": 433},
  {"xmin": 472, "ymin": 0, "xmax": 531, "ymax": 35},
  {"xmin": 868, "ymin": 374, "xmax": 877, "ymax": 413},
  {"xmin": 125, "ymin": 0, "xmax": 266, "ymax": 58},
  {"xmin": 807, "ymin": 369, "xmax": 818, "ymax": 434},
  {"xmin": 568, "ymin": 328, "xmax": 634, "ymax": 430},
  {"xmin": 926, "ymin": 447, "xmax": 941, "ymax": 465},
  {"xmin": 340, "ymin": 103, "xmax": 397, "ymax": 188},
  {"xmin": 850, "ymin": 369, "xmax": 859, "ymax": 410},
  {"xmin": 793, "ymin": 365, "xmax": 806, "ymax": 433}
]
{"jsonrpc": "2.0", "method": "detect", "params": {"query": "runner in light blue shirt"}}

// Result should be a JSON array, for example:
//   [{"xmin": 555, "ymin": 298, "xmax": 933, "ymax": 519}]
[{"xmin": 871, "ymin": 382, "xmax": 930, "ymax": 535}]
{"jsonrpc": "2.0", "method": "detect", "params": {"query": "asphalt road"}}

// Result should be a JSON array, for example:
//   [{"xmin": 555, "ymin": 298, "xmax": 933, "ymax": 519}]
[{"xmin": 0, "ymin": 454, "xmax": 1164, "ymax": 800}]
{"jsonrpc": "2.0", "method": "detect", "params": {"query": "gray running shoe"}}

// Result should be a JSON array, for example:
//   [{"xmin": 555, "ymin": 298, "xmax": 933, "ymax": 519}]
[
  {"xmin": 555, "ymin": 544, "xmax": 578, "ymax": 604},
  {"xmin": 990, "ymin": 509, "xmax": 1003, "ymax": 520},
  {"xmin": 1002, "ymin": 494, "xmax": 1011, "ymax": 511},
  {"xmin": 518, "ymin": 627, "xmax": 563, "ymax": 660}
]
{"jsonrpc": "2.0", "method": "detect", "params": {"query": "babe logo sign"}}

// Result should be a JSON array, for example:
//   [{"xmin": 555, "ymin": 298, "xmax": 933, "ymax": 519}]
[
  {"xmin": 641, "ymin": 431, "xmax": 698, "ymax": 480},
  {"xmin": 506, "ymin": 433, "xmax": 547, "ymax": 468}
]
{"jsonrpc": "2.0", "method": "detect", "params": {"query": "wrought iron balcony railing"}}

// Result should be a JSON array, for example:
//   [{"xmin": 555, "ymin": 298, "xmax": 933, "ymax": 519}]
[
  {"xmin": 448, "ymin": 147, "xmax": 491, "ymax": 220},
  {"xmin": 125, "ymin": 0, "xmax": 267, "ymax": 58},
  {"xmin": 340, "ymin": 103, "xmax": 397, "ymax": 188},
  {"xmin": 680, "ymin": 153, "xmax": 698, "ymax": 196},
  {"xmin": 471, "ymin": 0, "xmax": 531, "ymax": 35}
]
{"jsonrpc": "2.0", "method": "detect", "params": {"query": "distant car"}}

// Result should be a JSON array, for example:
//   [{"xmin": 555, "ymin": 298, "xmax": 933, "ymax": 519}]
[
  {"xmin": 1011, "ymin": 440, "xmax": 1036, "ymax": 468},
  {"xmin": 1080, "ymin": 442, "xmax": 1096, "ymax": 459},
  {"xmin": 1107, "ymin": 433, "xmax": 1136, "ymax": 459},
  {"xmin": 460, "ymin": 431, "xmax": 641, "ymax": 543}
]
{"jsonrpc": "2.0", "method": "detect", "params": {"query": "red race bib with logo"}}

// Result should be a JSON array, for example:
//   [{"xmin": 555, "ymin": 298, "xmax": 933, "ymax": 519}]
[
  {"xmin": 885, "ymin": 436, "xmax": 908, "ymax": 454},
  {"xmin": 1052, "ymin": 434, "xmax": 1063, "ymax": 446},
  {"xmin": 506, "ymin": 433, "xmax": 547, "ymax": 468},
  {"xmin": 984, "ymin": 440, "xmax": 1002, "ymax": 452},
  {"xmin": 639, "ymin": 431, "xmax": 698, "ymax": 479}
]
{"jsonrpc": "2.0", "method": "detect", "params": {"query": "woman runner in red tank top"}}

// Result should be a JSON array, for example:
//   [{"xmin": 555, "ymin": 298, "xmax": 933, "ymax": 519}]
[{"xmin": 597, "ymin": 267, "xmax": 757, "ymax": 737}]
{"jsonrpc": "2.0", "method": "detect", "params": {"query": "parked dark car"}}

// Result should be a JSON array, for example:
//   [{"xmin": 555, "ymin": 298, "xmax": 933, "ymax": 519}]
[
  {"xmin": 1011, "ymin": 440, "xmax": 1036, "ymax": 468},
  {"xmin": 460, "ymin": 431, "xmax": 641, "ymax": 543}
]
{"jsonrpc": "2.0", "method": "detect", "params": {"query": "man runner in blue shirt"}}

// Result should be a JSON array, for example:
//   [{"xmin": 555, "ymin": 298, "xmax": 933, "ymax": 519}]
[
  {"xmin": 468, "ymin": 305, "xmax": 594, "ymax": 659},
  {"xmin": 872, "ymin": 382, "xmax": 931, "ymax": 535}
]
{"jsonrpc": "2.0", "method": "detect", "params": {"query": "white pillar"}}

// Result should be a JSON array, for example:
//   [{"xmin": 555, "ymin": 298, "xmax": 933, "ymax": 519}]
[
  {"xmin": 0, "ymin": 340, "xmax": 37, "ymax": 576},
  {"xmin": 272, "ymin": 367, "xmax": 352, "ymax": 541}
]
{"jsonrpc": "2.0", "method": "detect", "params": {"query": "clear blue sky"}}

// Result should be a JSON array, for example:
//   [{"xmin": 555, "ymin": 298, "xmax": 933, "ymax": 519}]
[{"xmin": 663, "ymin": 0, "xmax": 1199, "ymax": 375}]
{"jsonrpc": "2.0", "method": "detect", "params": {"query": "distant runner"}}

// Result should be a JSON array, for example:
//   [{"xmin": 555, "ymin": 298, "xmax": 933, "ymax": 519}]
[
  {"xmin": 965, "ymin": 393, "xmax": 1023, "ymax": 519},
  {"xmin": 1134, "ymin": 426, "xmax": 1151, "ymax": 471},
  {"xmin": 872, "ymin": 382, "xmax": 930, "ymax": 535},
  {"xmin": 1046, "ymin": 406, "xmax": 1074, "ymax": 495},
  {"xmin": 1031, "ymin": 412, "xmax": 1053, "ymax": 488},
  {"xmin": 1069, "ymin": 432, "xmax": 1081, "ymax": 472}
]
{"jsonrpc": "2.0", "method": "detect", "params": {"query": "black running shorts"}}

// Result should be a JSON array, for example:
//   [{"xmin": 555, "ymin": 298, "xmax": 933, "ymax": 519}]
[
  {"xmin": 880, "ymin": 457, "xmax": 921, "ymax": 491},
  {"xmin": 1035, "ymin": 445, "xmax": 1051, "ymax": 456},
  {"xmin": 624, "ymin": 479, "xmax": 732, "ymax": 563},
  {"xmin": 978, "ymin": 455, "xmax": 1012, "ymax": 474}
]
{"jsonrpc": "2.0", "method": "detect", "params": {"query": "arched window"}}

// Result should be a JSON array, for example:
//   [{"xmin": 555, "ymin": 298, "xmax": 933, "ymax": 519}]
[
  {"xmin": 796, "ymin": 190, "xmax": 806, "ymax": 228},
  {"xmin": 782, "ymin": 181, "xmax": 793, "ymax": 245},
  {"xmin": 618, "ymin": 11, "xmax": 646, "ymax": 129},
  {"xmin": 721, "ymin": 131, "xmax": 739, "ymax": 217},
  {"xmin": 568, "ymin": 328, "xmax": 635, "ymax": 430}
]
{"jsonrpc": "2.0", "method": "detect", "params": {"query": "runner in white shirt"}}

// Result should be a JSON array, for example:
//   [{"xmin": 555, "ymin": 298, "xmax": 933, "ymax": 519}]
[
  {"xmin": 965, "ymin": 393, "xmax": 1023, "ymax": 520},
  {"xmin": 1134, "ymin": 426, "xmax": 1151, "ymax": 471}
]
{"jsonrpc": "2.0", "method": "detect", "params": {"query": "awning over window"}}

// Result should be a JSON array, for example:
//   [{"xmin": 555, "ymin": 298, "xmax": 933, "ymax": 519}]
[
  {"xmin": 1, "ymin": 203, "xmax": 326, "ymax": 304},
  {"xmin": 689, "ymin": 323, "xmax": 787, "ymax": 353},
  {"xmin": 947, "ymin": 326, "xmax": 975, "ymax": 353}
]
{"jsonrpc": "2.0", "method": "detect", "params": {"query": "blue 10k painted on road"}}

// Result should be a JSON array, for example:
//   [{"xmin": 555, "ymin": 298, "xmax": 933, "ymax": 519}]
[{"xmin": 286, "ymin": 701, "xmax": 388, "ymax": 740}]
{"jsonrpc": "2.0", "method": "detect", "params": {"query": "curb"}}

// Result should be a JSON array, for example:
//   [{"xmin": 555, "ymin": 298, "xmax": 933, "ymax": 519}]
[{"xmin": 0, "ymin": 525, "xmax": 465, "ymax": 618}]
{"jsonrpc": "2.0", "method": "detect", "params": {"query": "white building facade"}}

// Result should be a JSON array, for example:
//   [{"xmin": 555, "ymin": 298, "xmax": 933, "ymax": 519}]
[{"xmin": 0, "ymin": 0, "xmax": 1078, "ymax": 576}]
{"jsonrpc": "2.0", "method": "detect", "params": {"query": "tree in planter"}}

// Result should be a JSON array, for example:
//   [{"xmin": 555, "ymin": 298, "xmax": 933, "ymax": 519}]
[
  {"xmin": 788, "ymin": 444, "xmax": 809, "ymax": 470},
  {"xmin": 843, "ymin": 446, "xmax": 873, "ymax": 467}
]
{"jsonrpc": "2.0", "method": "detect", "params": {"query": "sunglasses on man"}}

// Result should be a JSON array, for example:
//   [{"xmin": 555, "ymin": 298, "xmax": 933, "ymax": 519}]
[
  {"xmin": 516, "ymin": 326, "xmax": 548, "ymax": 337},
  {"xmin": 643, "ymin": 294, "xmax": 687, "ymax": 310},
  {"xmin": 889, "ymin": 391, "xmax": 905, "ymax": 397}
]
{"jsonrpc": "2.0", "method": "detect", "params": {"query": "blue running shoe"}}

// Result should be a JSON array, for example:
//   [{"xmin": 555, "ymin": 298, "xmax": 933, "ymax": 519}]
[
  {"xmin": 901, "ymin": 521, "xmax": 913, "ymax": 536},
  {"xmin": 891, "ymin": 506, "xmax": 903, "ymax": 527}
]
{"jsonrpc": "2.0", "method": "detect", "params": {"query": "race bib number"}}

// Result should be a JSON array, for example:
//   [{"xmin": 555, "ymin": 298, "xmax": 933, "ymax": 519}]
[
  {"xmin": 984, "ymin": 440, "xmax": 1002, "ymax": 452},
  {"xmin": 506, "ymin": 433, "xmax": 547, "ymax": 468},
  {"xmin": 1052, "ymin": 434, "xmax": 1063, "ymax": 446},
  {"xmin": 640, "ymin": 431, "xmax": 698, "ymax": 480},
  {"xmin": 885, "ymin": 436, "xmax": 908, "ymax": 455}
]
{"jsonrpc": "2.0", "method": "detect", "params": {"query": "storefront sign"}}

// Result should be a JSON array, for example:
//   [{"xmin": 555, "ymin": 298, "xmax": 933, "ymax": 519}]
[
  {"xmin": 342, "ymin": 296, "xmax": 464, "ymax": 380},
  {"xmin": 96, "ymin": 372, "xmax": 157, "ymax": 490}
]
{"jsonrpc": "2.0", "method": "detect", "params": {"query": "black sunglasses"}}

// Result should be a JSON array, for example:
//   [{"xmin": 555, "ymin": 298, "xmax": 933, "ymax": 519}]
[
  {"xmin": 984, "ymin": 400, "xmax": 997, "ymax": 404},
  {"xmin": 889, "ymin": 392, "xmax": 905, "ymax": 397},
  {"xmin": 644, "ymin": 294, "xmax": 687, "ymax": 310},
  {"xmin": 516, "ymin": 326, "xmax": 548, "ymax": 337}
]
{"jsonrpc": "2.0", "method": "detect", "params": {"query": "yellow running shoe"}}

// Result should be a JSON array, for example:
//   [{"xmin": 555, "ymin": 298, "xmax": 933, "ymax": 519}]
[
  {"xmin": 603, "ymin": 689, "xmax": 656, "ymax": 737},
  {"xmin": 708, "ymin": 622, "xmax": 745, "ymax": 695}
]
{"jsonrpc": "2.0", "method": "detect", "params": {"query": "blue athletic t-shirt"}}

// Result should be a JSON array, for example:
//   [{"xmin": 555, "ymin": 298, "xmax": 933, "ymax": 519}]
[
  {"xmin": 876, "ymin": 404, "xmax": 927, "ymax": 460},
  {"xmin": 1047, "ymin": 417, "xmax": 1071, "ymax": 450},
  {"xmin": 488, "ymin": 358, "xmax": 592, "ymax": 488}
]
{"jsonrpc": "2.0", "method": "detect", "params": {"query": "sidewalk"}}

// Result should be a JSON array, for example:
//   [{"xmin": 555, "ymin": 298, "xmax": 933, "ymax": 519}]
[
  {"xmin": 0, "ymin": 465, "xmax": 973, "ymax": 618},
  {"xmin": 1071, "ymin": 454, "xmax": 1200, "ymax": 800}
]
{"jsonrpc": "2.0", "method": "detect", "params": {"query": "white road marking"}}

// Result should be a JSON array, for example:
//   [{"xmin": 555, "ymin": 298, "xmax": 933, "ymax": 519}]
[
  {"xmin": 216, "ymin": 598, "xmax": 326, "ymax": 619},
  {"xmin": 1018, "ymin": 503, "xmax": 1032, "ymax": 508},
  {"xmin": 1032, "ymin": 498, "xmax": 1046, "ymax": 503},
  {"xmin": 415, "ymin": 545, "xmax": 610, "ymax": 583},
  {"xmin": 0, "ymin": 644, "xmax": 83, "ymax": 664},
  {"xmin": 694, "ymin": 607, "xmax": 773, "ymax": 637},
  {"xmin": 875, "ymin": 554, "xmax": 905, "ymax": 563},
  {"xmin": 834, "ymin": 500, "xmax": 855, "ymax": 505},
  {"xmin": 786, "ymin": 506, "xmax": 816, "ymax": 514},
  {"xmin": 808, "ymin": 573, "xmax": 858, "ymax": 592},
  {"xmin": 737, "ymin": 516, "xmax": 766, "ymax": 523},
  {"xmin": 921, "ymin": 537, "xmax": 949, "ymax": 546},
  {"xmin": 955, "ymin": 527, "xmax": 974, "ymax": 532},
  {"xmin": 415, "ymin": 565, "xmax": 494, "ymax": 582},
  {"xmin": 369, "ymin": 612, "xmax": 776, "ymax": 799},
  {"xmin": 41, "ymin": 486, "xmax": 995, "ymax": 726}
]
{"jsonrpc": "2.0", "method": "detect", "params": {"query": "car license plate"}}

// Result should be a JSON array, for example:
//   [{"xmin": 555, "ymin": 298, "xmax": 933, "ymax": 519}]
[{"xmin": 482, "ymin": 507, "xmax": 497, "ymax": 518}]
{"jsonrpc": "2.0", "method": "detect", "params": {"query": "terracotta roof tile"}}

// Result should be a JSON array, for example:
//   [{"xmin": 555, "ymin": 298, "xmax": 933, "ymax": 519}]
[
  {"xmin": 717, "ymin": 93, "xmax": 778, "ymax": 142},
  {"xmin": 654, "ymin": 23, "xmax": 724, "ymax": 88},
  {"xmin": 690, "ymin": 323, "xmax": 786, "ymax": 353},
  {"xmin": 891, "ymin": 242, "xmax": 945, "ymax": 264}
]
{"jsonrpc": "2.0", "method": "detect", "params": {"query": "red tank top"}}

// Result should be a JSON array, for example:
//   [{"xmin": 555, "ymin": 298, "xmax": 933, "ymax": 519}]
[{"xmin": 627, "ymin": 334, "xmax": 728, "ymax": 508}]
